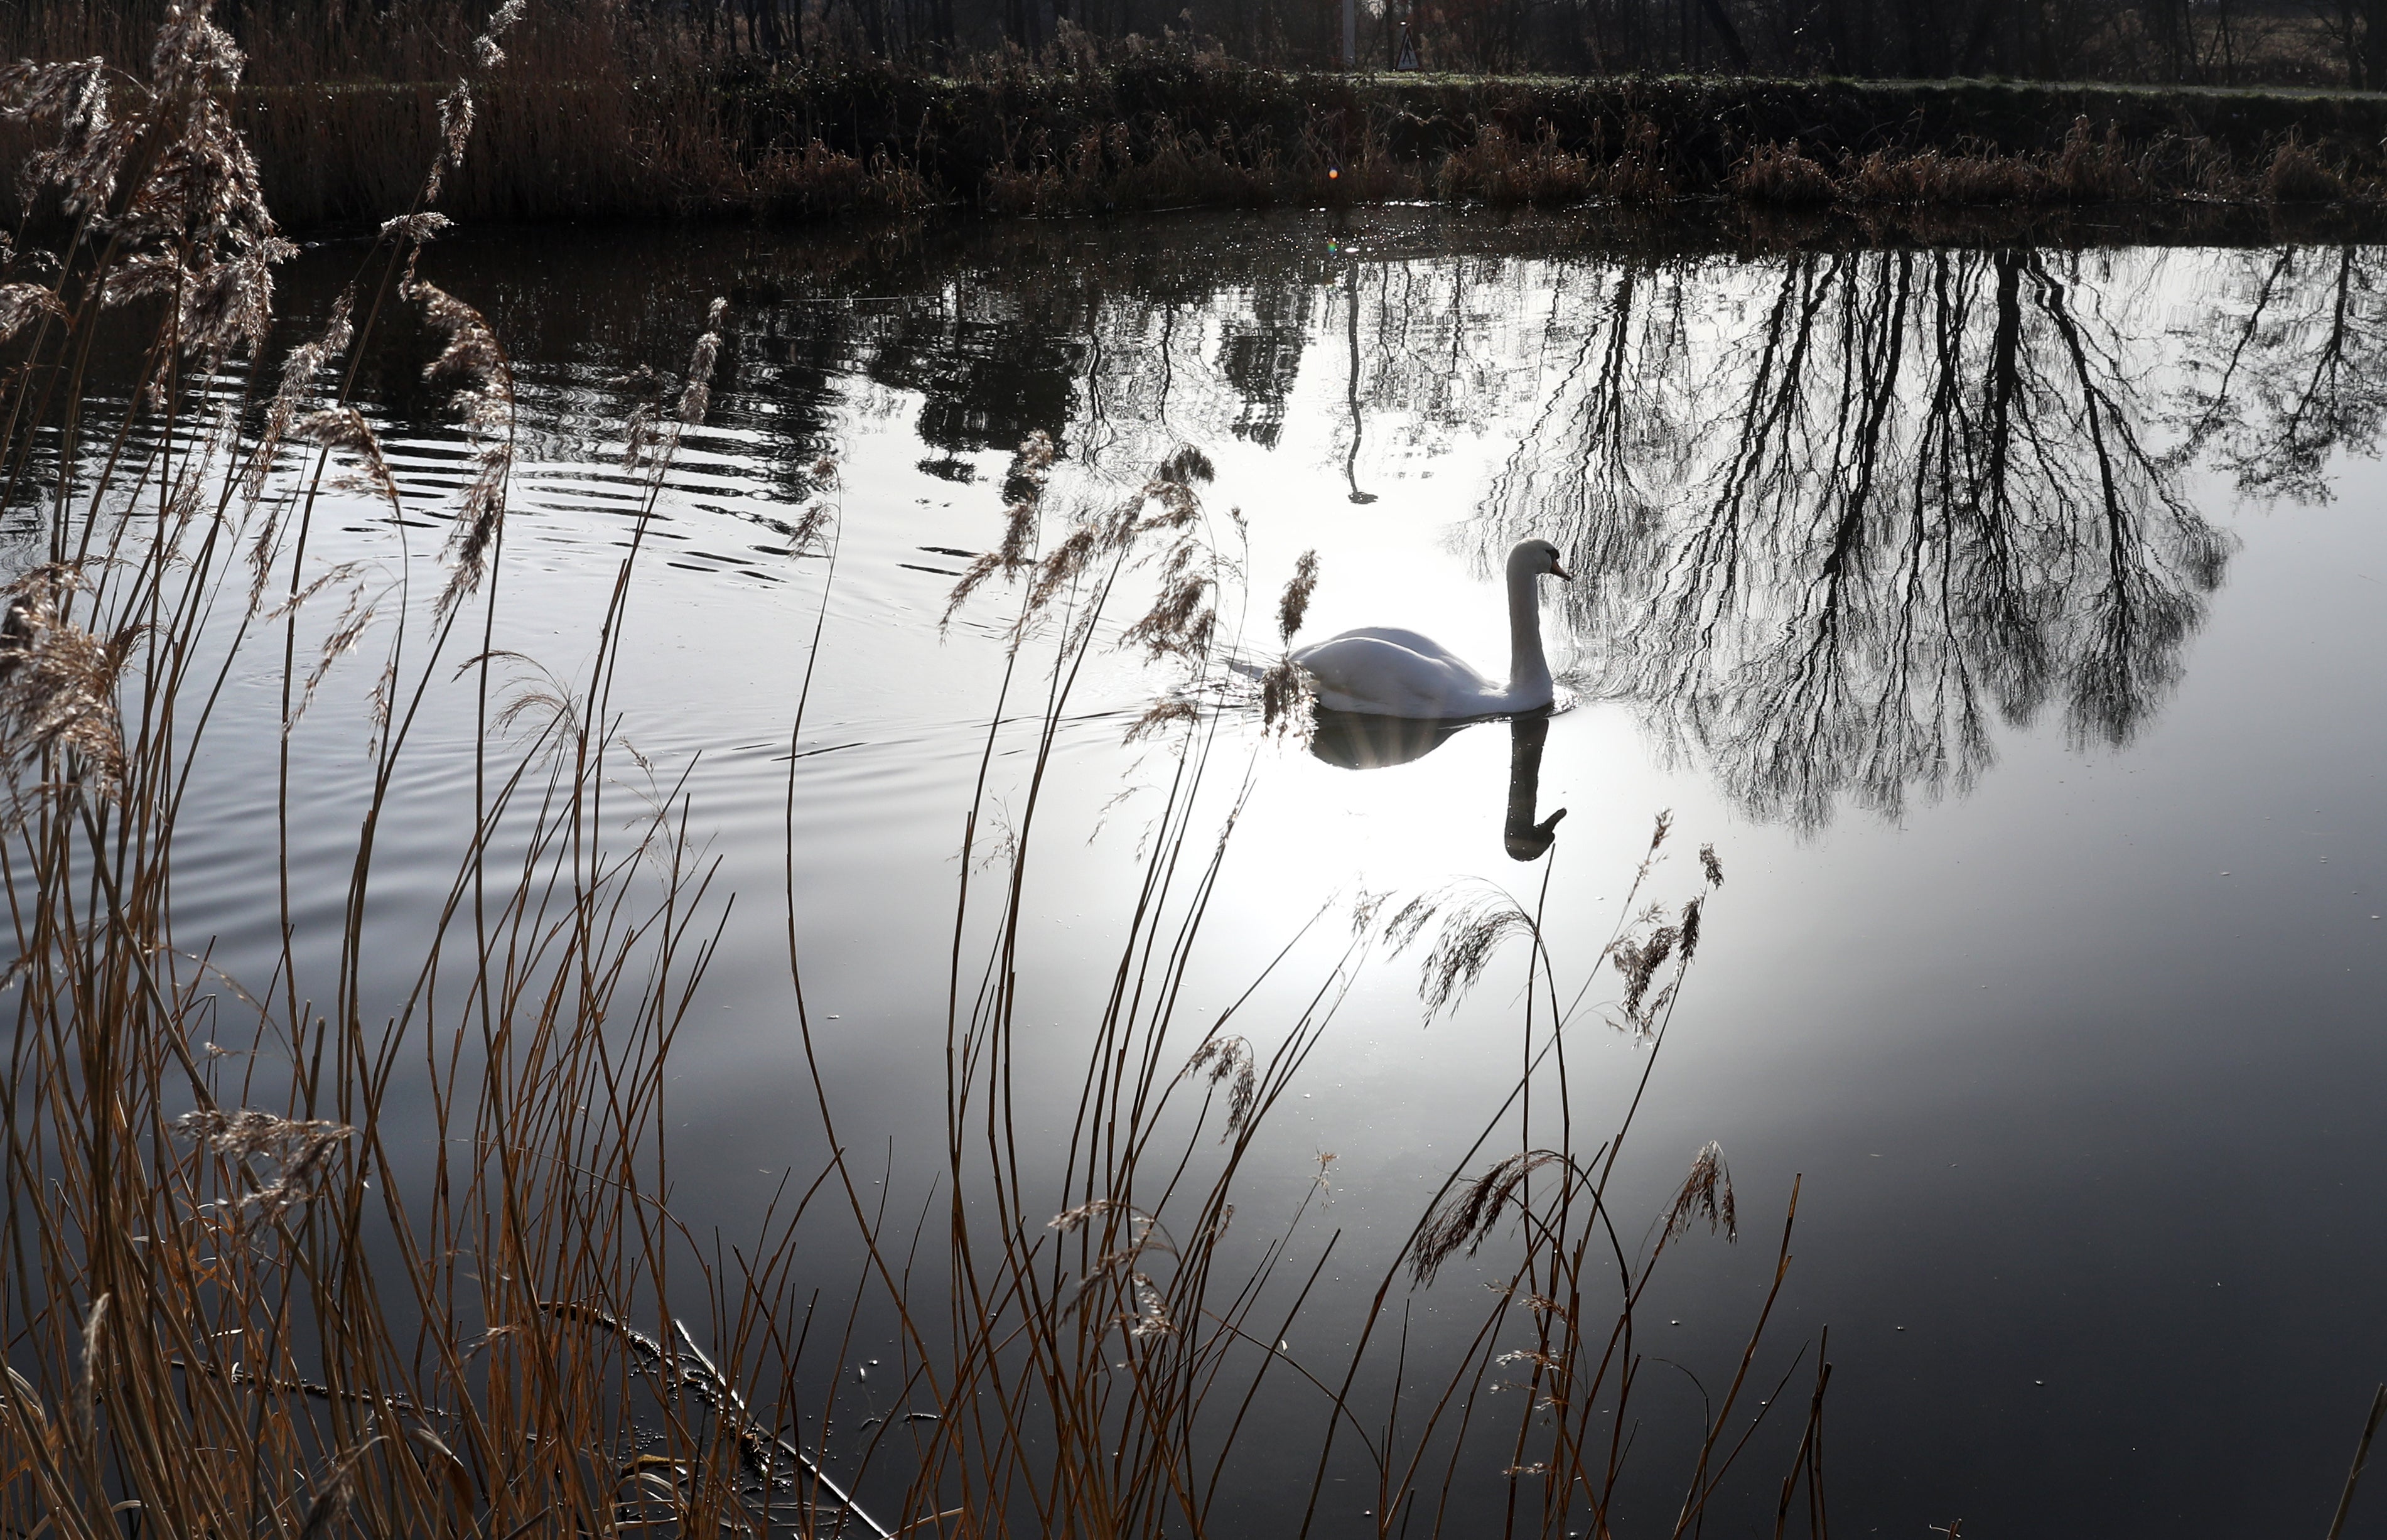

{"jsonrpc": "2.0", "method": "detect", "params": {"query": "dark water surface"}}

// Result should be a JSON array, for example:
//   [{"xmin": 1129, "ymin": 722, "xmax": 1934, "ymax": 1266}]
[{"xmin": 95, "ymin": 209, "xmax": 2387, "ymax": 1534}]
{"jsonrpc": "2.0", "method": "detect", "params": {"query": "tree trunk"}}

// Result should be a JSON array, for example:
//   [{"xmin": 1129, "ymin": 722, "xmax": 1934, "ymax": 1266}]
[{"xmin": 1697, "ymin": 0, "xmax": 1750, "ymax": 66}]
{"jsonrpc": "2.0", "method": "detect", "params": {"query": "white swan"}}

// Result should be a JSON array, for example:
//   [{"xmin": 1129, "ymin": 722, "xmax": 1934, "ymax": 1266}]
[{"xmin": 1292, "ymin": 540, "xmax": 1571, "ymax": 719}]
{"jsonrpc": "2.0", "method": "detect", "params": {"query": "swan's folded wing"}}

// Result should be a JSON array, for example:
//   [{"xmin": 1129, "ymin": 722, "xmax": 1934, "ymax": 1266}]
[
  {"xmin": 1322, "ymin": 626, "xmax": 1455, "ymax": 658},
  {"xmin": 1290, "ymin": 635, "xmax": 1492, "ymax": 718}
]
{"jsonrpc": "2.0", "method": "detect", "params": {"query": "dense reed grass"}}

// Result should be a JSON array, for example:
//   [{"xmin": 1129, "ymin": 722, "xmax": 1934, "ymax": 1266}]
[{"xmin": 0, "ymin": 6, "xmax": 1848, "ymax": 1536}]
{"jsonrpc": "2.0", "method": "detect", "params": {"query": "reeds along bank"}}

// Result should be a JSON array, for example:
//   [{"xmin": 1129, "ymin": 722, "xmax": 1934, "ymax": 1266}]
[
  {"xmin": 0, "ymin": 5, "xmax": 1833, "ymax": 1536},
  {"xmin": 9, "ymin": 57, "xmax": 2387, "ymax": 234},
  {"xmin": 11, "ymin": 0, "xmax": 2387, "ymax": 227}
]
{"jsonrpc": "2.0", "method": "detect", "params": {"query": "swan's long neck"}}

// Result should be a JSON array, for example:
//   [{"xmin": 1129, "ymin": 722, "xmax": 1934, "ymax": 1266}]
[{"xmin": 1506, "ymin": 563, "xmax": 1553, "ymax": 705}]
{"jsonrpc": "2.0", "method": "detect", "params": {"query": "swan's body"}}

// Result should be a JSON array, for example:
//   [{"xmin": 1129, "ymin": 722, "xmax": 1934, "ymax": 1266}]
[{"xmin": 1291, "ymin": 541, "xmax": 1570, "ymax": 719}]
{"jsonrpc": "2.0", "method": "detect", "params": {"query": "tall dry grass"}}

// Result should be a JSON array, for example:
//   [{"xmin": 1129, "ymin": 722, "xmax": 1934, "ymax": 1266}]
[{"xmin": 0, "ymin": 5, "xmax": 1826, "ymax": 1536}]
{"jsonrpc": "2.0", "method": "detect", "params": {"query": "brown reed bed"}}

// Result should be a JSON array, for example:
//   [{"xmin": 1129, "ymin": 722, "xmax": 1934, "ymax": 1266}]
[{"xmin": 0, "ymin": 5, "xmax": 1853, "ymax": 1536}]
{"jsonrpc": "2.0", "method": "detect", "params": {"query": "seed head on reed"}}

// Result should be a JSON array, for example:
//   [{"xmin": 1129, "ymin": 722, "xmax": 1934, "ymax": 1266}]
[
  {"xmin": 290, "ymin": 407, "xmax": 402, "ymax": 515},
  {"xmin": 674, "ymin": 297, "xmax": 730, "ymax": 425},
  {"xmin": 1608, "ymin": 922, "xmax": 1678, "ymax": 1024},
  {"xmin": 1050, "ymin": 1203, "xmax": 1186, "ymax": 1341},
  {"xmin": 1155, "ymin": 444, "xmax": 1214, "ymax": 485},
  {"xmin": 612, "ymin": 366, "xmax": 670, "ymax": 468},
  {"xmin": 379, "ymin": 211, "xmax": 452, "ymax": 247},
  {"xmin": 1050, "ymin": 1197, "xmax": 1158, "ymax": 1239},
  {"xmin": 1699, "ymin": 842, "xmax": 1724, "ymax": 886},
  {"xmin": 944, "ymin": 432, "xmax": 1053, "ymax": 624},
  {"xmin": 0, "ymin": 566, "xmax": 138, "ymax": 807},
  {"xmin": 27, "ymin": 0, "xmax": 291, "ymax": 384},
  {"xmin": 1119, "ymin": 564, "xmax": 1215, "ymax": 661},
  {"xmin": 1021, "ymin": 523, "xmax": 1101, "ymax": 622},
  {"xmin": 172, "ymin": 1108, "xmax": 358, "ymax": 1224},
  {"xmin": 428, "ymin": 85, "xmax": 473, "ymax": 206},
  {"xmin": 245, "ymin": 286, "xmax": 355, "ymax": 511},
  {"xmin": 74, "ymin": 1293, "xmax": 107, "ymax": 1454},
  {"xmin": 295, "ymin": 1438, "xmax": 384, "ymax": 1539},
  {"xmin": 1276, "ymin": 549, "xmax": 1319, "ymax": 645},
  {"xmin": 409, "ymin": 281, "xmax": 515, "ymax": 616},
  {"xmin": 414, "ymin": 281, "xmax": 509, "ymax": 437},
  {"xmin": 1411, "ymin": 1150, "xmax": 1566, "ymax": 1286},
  {"xmin": 471, "ymin": 0, "xmax": 530, "ymax": 70},
  {"xmin": 1181, "ymin": 1033, "xmax": 1257, "ymax": 1138},
  {"xmin": 1126, "ymin": 1273, "xmax": 1177, "ymax": 1337},
  {"xmin": 473, "ymin": 654, "xmax": 579, "ymax": 743},
  {"xmin": 148, "ymin": 0, "xmax": 245, "ymax": 94},
  {"xmin": 1678, "ymin": 895, "xmax": 1703, "ymax": 962},
  {"xmin": 789, "ymin": 499, "xmax": 836, "ymax": 556},
  {"xmin": 1258, "ymin": 657, "xmax": 1315, "ymax": 741},
  {"xmin": 289, "ymin": 581, "xmax": 377, "ymax": 733},
  {"xmin": 259, "ymin": 561, "xmax": 366, "ymax": 626},
  {"xmin": 1385, "ymin": 883, "xmax": 1536, "ymax": 1022},
  {"xmin": 1125, "ymin": 696, "xmax": 1202, "ymax": 742},
  {"xmin": 1, "ymin": 57, "xmax": 126, "ymax": 217},
  {"xmin": 0, "ymin": 283, "xmax": 65, "ymax": 346},
  {"xmin": 1662, "ymin": 1140, "xmax": 1737, "ymax": 1242},
  {"xmin": 1137, "ymin": 473, "xmax": 1202, "ymax": 534}
]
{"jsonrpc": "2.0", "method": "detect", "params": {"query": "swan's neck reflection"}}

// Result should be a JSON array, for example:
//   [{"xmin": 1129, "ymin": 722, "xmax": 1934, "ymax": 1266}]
[
  {"xmin": 1503, "ymin": 712, "xmax": 1565, "ymax": 861},
  {"xmin": 1305, "ymin": 709, "xmax": 1565, "ymax": 862}
]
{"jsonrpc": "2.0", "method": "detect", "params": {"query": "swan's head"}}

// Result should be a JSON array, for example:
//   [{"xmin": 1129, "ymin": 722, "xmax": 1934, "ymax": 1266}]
[{"xmin": 1508, "ymin": 539, "xmax": 1572, "ymax": 583}]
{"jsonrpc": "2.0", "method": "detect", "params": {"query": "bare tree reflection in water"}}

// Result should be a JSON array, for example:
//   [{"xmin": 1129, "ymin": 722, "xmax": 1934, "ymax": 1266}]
[
  {"xmin": 2177, "ymin": 244, "xmax": 2387, "ymax": 504},
  {"xmin": 1482, "ymin": 245, "xmax": 2236, "ymax": 831},
  {"xmin": 374, "ymin": 220, "xmax": 2387, "ymax": 836}
]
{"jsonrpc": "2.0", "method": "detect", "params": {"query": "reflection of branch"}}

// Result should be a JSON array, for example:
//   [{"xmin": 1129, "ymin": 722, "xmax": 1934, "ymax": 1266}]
[
  {"xmin": 1481, "ymin": 246, "xmax": 2229, "ymax": 831},
  {"xmin": 2177, "ymin": 247, "xmax": 2387, "ymax": 505},
  {"xmin": 1344, "ymin": 262, "xmax": 1376, "ymax": 504}
]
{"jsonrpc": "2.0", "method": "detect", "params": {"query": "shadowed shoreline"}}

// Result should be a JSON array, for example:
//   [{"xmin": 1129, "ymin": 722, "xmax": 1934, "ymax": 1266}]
[{"xmin": 19, "ymin": 66, "xmax": 2387, "ymax": 232}]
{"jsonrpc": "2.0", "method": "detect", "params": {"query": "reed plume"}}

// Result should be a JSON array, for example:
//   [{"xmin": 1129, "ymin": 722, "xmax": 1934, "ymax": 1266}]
[
  {"xmin": 1663, "ymin": 1139, "xmax": 1738, "ymax": 1242},
  {"xmin": 0, "ymin": 566, "xmax": 138, "ymax": 808}
]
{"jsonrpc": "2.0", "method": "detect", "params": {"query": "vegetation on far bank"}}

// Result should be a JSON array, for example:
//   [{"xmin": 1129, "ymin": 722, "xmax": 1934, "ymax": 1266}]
[
  {"xmin": 15, "ymin": 54, "xmax": 2387, "ymax": 232},
  {"xmin": 13, "ymin": 0, "xmax": 2387, "ymax": 94}
]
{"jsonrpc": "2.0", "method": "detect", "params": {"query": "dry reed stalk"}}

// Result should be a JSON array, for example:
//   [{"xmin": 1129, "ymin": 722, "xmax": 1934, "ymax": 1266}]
[{"xmin": 2329, "ymin": 1384, "xmax": 2387, "ymax": 1540}]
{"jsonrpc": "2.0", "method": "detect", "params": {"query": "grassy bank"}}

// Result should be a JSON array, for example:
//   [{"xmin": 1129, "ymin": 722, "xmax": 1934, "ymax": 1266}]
[{"xmin": 15, "ymin": 63, "xmax": 2387, "ymax": 231}]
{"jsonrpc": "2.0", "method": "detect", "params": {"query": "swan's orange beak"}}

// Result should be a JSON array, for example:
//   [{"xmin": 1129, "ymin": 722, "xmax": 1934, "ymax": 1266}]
[{"xmin": 1551, "ymin": 560, "xmax": 1573, "ymax": 582}]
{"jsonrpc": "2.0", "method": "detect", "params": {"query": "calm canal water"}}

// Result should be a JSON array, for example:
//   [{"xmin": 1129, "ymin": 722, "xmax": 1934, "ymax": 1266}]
[{"xmin": 84, "ymin": 208, "xmax": 2387, "ymax": 1533}]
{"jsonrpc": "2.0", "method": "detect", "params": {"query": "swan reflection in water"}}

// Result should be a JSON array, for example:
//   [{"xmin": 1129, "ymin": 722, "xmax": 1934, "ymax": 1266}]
[{"xmin": 1308, "ymin": 708, "xmax": 1566, "ymax": 862}]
